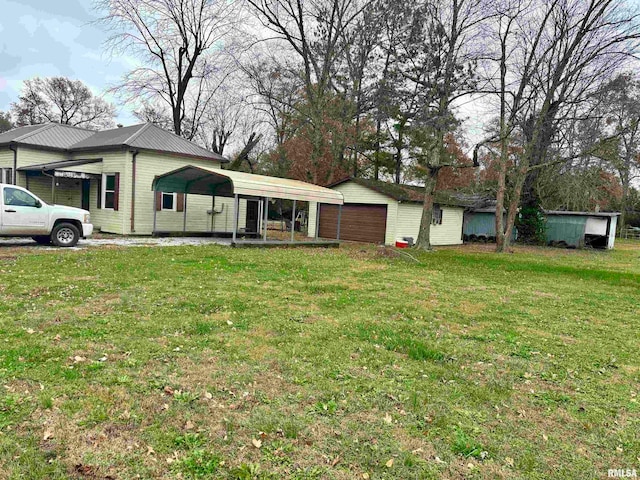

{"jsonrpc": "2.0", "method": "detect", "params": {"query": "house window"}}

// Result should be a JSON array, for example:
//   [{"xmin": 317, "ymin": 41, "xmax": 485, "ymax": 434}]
[
  {"xmin": 101, "ymin": 173, "xmax": 119, "ymax": 210},
  {"xmin": 1, "ymin": 168, "xmax": 12, "ymax": 185},
  {"xmin": 432, "ymin": 205, "xmax": 443, "ymax": 225},
  {"xmin": 162, "ymin": 192, "xmax": 177, "ymax": 211}
]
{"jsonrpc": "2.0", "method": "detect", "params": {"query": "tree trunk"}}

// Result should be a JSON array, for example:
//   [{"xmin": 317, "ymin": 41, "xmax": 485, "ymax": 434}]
[
  {"xmin": 415, "ymin": 168, "xmax": 438, "ymax": 251},
  {"xmin": 500, "ymin": 166, "xmax": 527, "ymax": 252},
  {"xmin": 495, "ymin": 133, "xmax": 508, "ymax": 251}
]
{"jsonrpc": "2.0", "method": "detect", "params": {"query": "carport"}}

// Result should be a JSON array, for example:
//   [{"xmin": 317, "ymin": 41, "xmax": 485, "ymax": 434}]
[{"xmin": 151, "ymin": 166, "xmax": 344, "ymax": 246}]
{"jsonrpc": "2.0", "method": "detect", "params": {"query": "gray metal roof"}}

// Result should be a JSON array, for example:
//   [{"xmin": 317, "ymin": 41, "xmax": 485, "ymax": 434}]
[
  {"xmin": 0, "ymin": 123, "xmax": 95, "ymax": 149},
  {"xmin": 544, "ymin": 210, "xmax": 620, "ymax": 218},
  {"xmin": 17, "ymin": 158, "xmax": 103, "ymax": 171},
  {"xmin": 0, "ymin": 122, "xmax": 227, "ymax": 162}
]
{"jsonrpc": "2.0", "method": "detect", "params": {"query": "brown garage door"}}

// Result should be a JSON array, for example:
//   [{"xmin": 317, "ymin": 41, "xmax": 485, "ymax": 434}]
[{"xmin": 319, "ymin": 204, "xmax": 387, "ymax": 243}]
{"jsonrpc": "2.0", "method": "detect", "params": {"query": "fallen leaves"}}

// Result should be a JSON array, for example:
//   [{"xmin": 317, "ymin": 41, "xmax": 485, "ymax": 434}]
[
  {"xmin": 385, "ymin": 458, "xmax": 394, "ymax": 468},
  {"xmin": 251, "ymin": 438, "xmax": 262, "ymax": 449}
]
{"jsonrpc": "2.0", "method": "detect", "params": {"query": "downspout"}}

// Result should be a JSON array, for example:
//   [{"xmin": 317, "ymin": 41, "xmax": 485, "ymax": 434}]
[
  {"xmin": 130, "ymin": 150, "xmax": 139, "ymax": 233},
  {"xmin": 9, "ymin": 143, "xmax": 17, "ymax": 185}
]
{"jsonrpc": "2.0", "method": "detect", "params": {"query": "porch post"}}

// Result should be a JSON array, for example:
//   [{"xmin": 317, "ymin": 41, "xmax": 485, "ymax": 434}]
[
  {"xmin": 336, "ymin": 204, "xmax": 342, "ymax": 240},
  {"xmin": 263, "ymin": 197, "xmax": 269, "ymax": 242},
  {"xmin": 232, "ymin": 194, "xmax": 239, "ymax": 243},
  {"xmin": 210, "ymin": 196, "xmax": 215, "ymax": 233},
  {"xmin": 315, "ymin": 203, "xmax": 321, "ymax": 240},
  {"xmin": 291, "ymin": 200, "xmax": 297, "ymax": 242},
  {"xmin": 153, "ymin": 189, "xmax": 157, "ymax": 234},
  {"xmin": 182, "ymin": 194, "xmax": 188, "ymax": 233}
]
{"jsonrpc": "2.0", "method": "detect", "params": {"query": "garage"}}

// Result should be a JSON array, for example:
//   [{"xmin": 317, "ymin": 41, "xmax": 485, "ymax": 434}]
[{"xmin": 319, "ymin": 203, "xmax": 387, "ymax": 243}]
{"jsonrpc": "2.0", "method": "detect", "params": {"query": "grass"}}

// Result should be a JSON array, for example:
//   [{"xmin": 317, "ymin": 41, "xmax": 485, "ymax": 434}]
[{"xmin": 0, "ymin": 240, "xmax": 638, "ymax": 479}]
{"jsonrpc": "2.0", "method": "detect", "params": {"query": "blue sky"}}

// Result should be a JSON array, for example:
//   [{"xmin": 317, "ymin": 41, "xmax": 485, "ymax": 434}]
[{"xmin": 0, "ymin": 0, "xmax": 137, "ymax": 125}]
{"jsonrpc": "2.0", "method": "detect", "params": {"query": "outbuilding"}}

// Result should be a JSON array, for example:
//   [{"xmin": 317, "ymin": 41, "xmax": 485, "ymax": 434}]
[
  {"xmin": 308, "ymin": 177, "xmax": 468, "ymax": 246},
  {"xmin": 544, "ymin": 210, "xmax": 619, "ymax": 249}
]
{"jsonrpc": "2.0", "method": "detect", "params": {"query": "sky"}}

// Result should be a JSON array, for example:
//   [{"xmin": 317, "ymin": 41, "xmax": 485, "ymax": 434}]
[{"xmin": 0, "ymin": 0, "xmax": 138, "ymax": 125}]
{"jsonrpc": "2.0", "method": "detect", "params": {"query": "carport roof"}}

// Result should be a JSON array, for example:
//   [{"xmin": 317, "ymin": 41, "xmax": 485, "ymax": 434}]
[{"xmin": 152, "ymin": 166, "xmax": 344, "ymax": 205}]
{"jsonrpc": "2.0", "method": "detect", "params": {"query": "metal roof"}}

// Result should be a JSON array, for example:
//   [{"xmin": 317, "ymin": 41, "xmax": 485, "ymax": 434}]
[
  {"xmin": 153, "ymin": 165, "xmax": 344, "ymax": 204},
  {"xmin": 0, "ymin": 122, "xmax": 226, "ymax": 162},
  {"xmin": 17, "ymin": 158, "xmax": 103, "ymax": 171},
  {"xmin": 0, "ymin": 123, "xmax": 95, "ymax": 149},
  {"xmin": 544, "ymin": 210, "xmax": 620, "ymax": 218}
]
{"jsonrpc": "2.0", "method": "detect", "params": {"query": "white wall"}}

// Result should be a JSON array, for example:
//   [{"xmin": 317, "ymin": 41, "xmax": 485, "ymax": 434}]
[
  {"xmin": 396, "ymin": 203, "xmax": 464, "ymax": 246},
  {"xmin": 309, "ymin": 181, "xmax": 464, "ymax": 246}
]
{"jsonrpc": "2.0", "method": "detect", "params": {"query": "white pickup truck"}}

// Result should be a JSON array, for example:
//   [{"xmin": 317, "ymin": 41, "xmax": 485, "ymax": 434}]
[{"xmin": 0, "ymin": 183, "xmax": 93, "ymax": 247}]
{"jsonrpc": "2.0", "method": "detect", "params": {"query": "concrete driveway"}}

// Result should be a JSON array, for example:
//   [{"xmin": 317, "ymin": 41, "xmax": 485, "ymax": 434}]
[{"xmin": 0, "ymin": 236, "xmax": 232, "ymax": 250}]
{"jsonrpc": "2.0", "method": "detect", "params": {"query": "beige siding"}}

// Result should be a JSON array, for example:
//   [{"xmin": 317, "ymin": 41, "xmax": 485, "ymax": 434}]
[
  {"xmin": 308, "ymin": 201, "xmax": 318, "ymax": 237},
  {"xmin": 396, "ymin": 203, "xmax": 463, "ymax": 246},
  {"xmin": 0, "ymin": 149, "xmax": 12, "ymax": 170},
  {"xmin": 323, "ymin": 182, "xmax": 398, "ymax": 245},
  {"xmin": 132, "ymin": 152, "xmax": 245, "ymax": 235}
]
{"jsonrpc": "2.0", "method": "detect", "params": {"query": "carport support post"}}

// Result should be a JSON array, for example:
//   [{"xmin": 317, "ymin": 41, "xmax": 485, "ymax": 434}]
[
  {"xmin": 232, "ymin": 194, "xmax": 239, "ymax": 243},
  {"xmin": 152, "ymin": 190, "xmax": 157, "ymax": 234},
  {"xmin": 182, "ymin": 194, "xmax": 188, "ymax": 233},
  {"xmin": 263, "ymin": 197, "xmax": 269, "ymax": 242},
  {"xmin": 336, "ymin": 204, "xmax": 342, "ymax": 240},
  {"xmin": 315, "ymin": 203, "xmax": 321, "ymax": 240},
  {"xmin": 291, "ymin": 200, "xmax": 296, "ymax": 242}
]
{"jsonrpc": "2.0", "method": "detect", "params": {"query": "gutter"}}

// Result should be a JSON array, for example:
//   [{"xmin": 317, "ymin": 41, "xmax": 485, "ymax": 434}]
[
  {"xmin": 9, "ymin": 143, "xmax": 17, "ymax": 184},
  {"xmin": 130, "ymin": 150, "xmax": 139, "ymax": 233}
]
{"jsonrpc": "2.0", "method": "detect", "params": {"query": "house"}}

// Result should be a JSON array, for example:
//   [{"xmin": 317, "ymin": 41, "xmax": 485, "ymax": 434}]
[
  {"xmin": 0, "ymin": 123, "xmax": 343, "ymax": 238},
  {"xmin": 307, "ymin": 177, "xmax": 470, "ymax": 245}
]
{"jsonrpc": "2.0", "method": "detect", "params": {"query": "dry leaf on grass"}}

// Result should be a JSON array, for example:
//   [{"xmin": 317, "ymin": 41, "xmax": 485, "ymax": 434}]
[
  {"xmin": 385, "ymin": 459, "xmax": 394, "ymax": 468},
  {"xmin": 251, "ymin": 438, "xmax": 262, "ymax": 449}
]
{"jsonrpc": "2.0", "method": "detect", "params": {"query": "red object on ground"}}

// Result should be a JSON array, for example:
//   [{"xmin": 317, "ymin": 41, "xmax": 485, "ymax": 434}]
[{"xmin": 395, "ymin": 240, "xmax": 409, "ymax": 248}]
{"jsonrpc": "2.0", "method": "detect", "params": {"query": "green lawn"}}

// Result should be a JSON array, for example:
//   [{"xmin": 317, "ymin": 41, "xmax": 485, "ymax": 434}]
[{"xmin": 0, "ymin": 241, "xmax": 638, "ymax": 479}]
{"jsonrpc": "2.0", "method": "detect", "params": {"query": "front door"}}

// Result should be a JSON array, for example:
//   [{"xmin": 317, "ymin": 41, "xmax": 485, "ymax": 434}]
[
  {"xmin": 81, "ymin": 179, "xmax": 90, "ymax": 211},
  {"xmin": 0, "ymin": 186, "xmax": 48, "ymax": 235},
  {"xmin": 245, "ymin": 200, "xmax": 259, "ymax": 235}
]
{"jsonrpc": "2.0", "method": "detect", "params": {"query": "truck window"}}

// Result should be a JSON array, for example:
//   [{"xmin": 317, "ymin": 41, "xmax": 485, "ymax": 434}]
[{"xmin": 4, "ymin": 187, "xmax": 39, "ymax": 207}]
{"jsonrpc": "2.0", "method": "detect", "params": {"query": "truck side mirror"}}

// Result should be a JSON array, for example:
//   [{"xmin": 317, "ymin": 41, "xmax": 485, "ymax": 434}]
[{"xmin": 35, "ymin": 200, "xmax": 42, "ymax": 208}]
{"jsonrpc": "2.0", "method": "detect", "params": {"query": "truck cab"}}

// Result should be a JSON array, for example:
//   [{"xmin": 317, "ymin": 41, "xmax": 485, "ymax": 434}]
[{"xmin": 0, "ymin": 183, "xmax": 93, "ymax": 247}]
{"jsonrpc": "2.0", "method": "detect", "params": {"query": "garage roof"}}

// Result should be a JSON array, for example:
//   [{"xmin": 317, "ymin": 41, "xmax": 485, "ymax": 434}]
[
  {"xmin": 330, "ymin": 177, "xmax": 474, "ymax": 207},
  {"xmin": 153, "ymin": 166, "xmax": 344, "ymax": 205}
]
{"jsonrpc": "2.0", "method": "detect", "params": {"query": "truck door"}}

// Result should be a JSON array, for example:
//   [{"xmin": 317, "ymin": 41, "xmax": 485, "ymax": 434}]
[{"xmin": 1, "ymin": 186, "xmax": 48, "ymax": 235}]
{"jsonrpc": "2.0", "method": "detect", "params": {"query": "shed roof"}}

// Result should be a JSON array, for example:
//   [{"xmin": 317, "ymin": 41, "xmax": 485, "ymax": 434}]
[
  {"xmin": 330, "ymin": 177, "xmax": 474, "ymax": 207},
  {"xmin": 544, "ymin": 210, "xmax": 620, "ymax": 218},
  {"xmin": 153, "ymin": 165, "xmax": 344, "ymax": 205},
  {"xmin": 0, "ymin": 123, "xmax": 226, "ymax": 162}
]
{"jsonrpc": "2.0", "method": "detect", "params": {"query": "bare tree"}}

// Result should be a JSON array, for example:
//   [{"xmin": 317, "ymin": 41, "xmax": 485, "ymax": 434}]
[
  {"xmin": 247, "ymin": 0, "xmax": 374, "ymax": 184},
  {"xmin": 11, "ymin": 77, "xmax": 115, "ymax": 129},
  {"xmin": 483, "ymin": 0, "xmax": 640, "ymax": 252},
  {"xmin": 96, "ymin": 0, "xmax": 243, "ymax": 138},
  {"xmin": 389, "ymin": 0, "xmax": 487, "ymax": 250}
]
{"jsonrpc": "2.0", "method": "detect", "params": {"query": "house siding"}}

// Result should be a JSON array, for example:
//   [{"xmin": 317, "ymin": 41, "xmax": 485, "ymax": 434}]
[
  {"xmin": 132, "ymin": 152, "xmax": 245, "ymax": 235},
  {"xmin": 310, "ymin": 180, "xmax": 463, "ymax": 246},
  {"xmin": 396, "ymin": 203, "xmax": 463, "ymax": 246}
]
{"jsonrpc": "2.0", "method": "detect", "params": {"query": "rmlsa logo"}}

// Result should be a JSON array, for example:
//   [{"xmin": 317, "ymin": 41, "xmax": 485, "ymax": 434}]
[{"xmin": 609, "ymin": 469, "xmax": 638, "ymax": 478}]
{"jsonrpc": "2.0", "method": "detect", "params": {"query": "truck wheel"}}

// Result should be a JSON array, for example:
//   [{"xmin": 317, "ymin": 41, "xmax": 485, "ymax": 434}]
[
  {"xmin": 51, "ymin": 223, "xmax": 80, "ymax": 247},
  {"xmin": 32, "ymin": 236, "xmax": 51, "ymax": 245}
]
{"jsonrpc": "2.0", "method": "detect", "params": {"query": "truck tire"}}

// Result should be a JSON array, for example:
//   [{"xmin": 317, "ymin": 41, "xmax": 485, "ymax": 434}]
[
  {"xmin": 32, "ymin": 236, "xmax": 51, "ymax": 245},
  {"xmin": 51, "ymin": 223, "xmax": 80, "ymax": 247}
]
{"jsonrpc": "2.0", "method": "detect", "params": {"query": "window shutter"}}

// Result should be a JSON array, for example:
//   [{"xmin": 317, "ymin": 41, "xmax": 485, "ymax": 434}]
[
  {"xmin": 155, "ymin": 191, "xmax": 162, "ymax": 211},
  {"xmin": 177, "ymin": 193, "xmax": 185, "ymax": 212},
  {"xmin": 97, "ymin": 176, "xmax": 102, "ymax": 208},
  {"xmin": 113, "ymin": 173, "xmax": 120, "ymax": 211}
]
